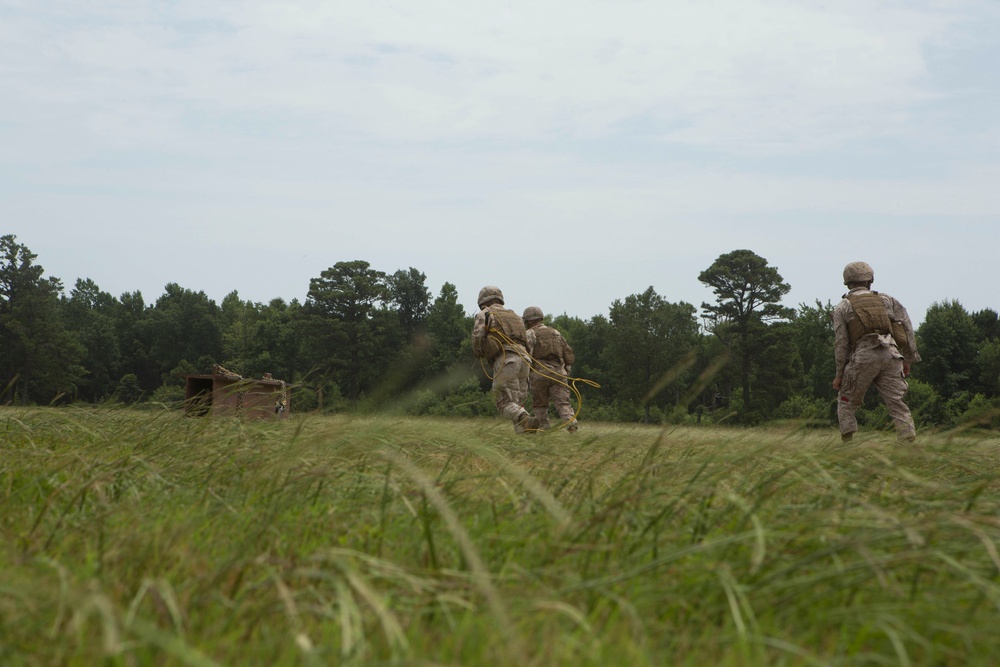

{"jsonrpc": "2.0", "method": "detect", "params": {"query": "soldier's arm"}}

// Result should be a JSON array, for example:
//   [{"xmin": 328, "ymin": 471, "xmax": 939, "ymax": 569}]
[
  {"xmin": 471, "ymin": 310, "xmax": 489, "ymax": 358},
  {"xmin": 889, "ymin": 297, "xmax": 921, "ymax": 364},
  {"xmin": 562, "ymin": 336, "xmax": 575, "ymax": 367},
  {"xmin": 831, "ymin": 306, "xmax": 850, "ymax": 382}
]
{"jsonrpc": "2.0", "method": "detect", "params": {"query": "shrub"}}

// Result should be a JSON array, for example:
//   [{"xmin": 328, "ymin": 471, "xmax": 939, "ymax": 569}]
[
  {"xmin": 773, "ymin": 395, "xmax": 831, "ymax": 421},
  {"xmin": 147, "ymin": 383, "xmax": 184, "ymax": 408},
  {"xmin": 956, "ymin": 394, "xmax": 1000, "ymax": 430}
]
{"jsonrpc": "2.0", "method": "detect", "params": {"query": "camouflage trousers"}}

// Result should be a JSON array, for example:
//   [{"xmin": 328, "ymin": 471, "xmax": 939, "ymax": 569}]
[
  {"xmin": 490, "ymin": 351, "xmax": 531, "ymax": 433},
  {"xmin": 530, "ymin": 363, "xmax": 577, "ymax": 430},
  {"xmin": 838, "ymin": 347, "xmax": 915, "ymax": 441}
]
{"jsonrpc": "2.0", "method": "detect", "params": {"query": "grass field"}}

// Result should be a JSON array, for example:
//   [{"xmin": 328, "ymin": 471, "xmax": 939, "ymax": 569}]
[{"xmin": 2, "ymin": 407, "xmax": 1000, "ymax": 666}]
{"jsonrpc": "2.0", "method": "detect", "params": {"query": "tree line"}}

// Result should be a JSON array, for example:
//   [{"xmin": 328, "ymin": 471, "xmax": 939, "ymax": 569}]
[{"xmin": 3, "ymin": 235, "xmax": 999, "ymax": 431}]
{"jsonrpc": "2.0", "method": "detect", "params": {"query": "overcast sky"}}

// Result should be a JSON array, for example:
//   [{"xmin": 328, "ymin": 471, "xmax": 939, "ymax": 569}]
[{"xmin": 3, "ymin": 0, "xmax": 998, "ymax": 325}]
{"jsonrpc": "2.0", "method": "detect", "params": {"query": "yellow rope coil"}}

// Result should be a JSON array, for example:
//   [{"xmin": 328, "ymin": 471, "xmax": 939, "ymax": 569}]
[{"xmin": 478, "ymin": 327, "xmax": 601, "ymax": 431}]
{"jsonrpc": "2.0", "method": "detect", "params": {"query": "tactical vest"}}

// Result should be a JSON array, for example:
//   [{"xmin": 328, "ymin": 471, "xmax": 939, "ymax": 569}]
[
  {"xmin": 484, "ymin": 307, "xmax": 527, "ymax": 360},
  {"xmin": 845, "ymin": 291, "xmax": 891, "ymax": 349},
  {"xmin": 531, "ymin": 325, "xmax": 564, "ymax": 363}
]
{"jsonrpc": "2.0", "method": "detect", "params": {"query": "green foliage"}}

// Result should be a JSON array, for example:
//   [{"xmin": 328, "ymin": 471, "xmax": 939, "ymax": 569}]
[
  {"xmin": 5, "ymin": 236, "xmax": 1000, "ymax": 432},
  {"xmin": 905, "ymin": 378, "xmax": 946, "ymax": 428},
  {"xmin": 307, "ymin": 259, "xmax": 387, "ymax": 321},
  {"xmin": 290, "ymin": 382, "xmax": 320, "ymax": 411},
  {"xmin": 955, "ymin": 393, "xmax": 1000, "ymax": 430},
  {"xmin": 166, "ymin": 359, "xmax": 198, "ymax": 381},
  {"xmin": 386, "ymin": 267, "xmax": 431, "ymax": 337},
  {"xmin": 698, "ymin": 249, "xmax": 794, "ymax": 328},
  {"xmin": 856, "ymin": 381, "xmax": 1000, "ymax": 434},
  {"xmin": 745, "ymin": 321, "xmax": 805, "ymax": 418},
  {"xmin": 293, "ymin": 378, "xmax": 346, "ymax": 413},
  {"xmin": 971, "ymin": 307, "xmax": 1000, "ymax": 342},
  {"xmin": 975, "ymin": 338, "xmax": 1000, "ymax": 398},
  {"xmin": 423, "ymin": 282, "xmax": 471, "ymax": 378},
  {"xmin": 114, "ymin": 373, "xmax": 143, "ymax": 404},
  {"xmin": 0, "ymin": 234, "xmax": 85, "ymax": 404},
  {"xmin": 772, "ymin": 394, "xmax": 833, "ymax": 424},
  {"xmin": 148, "ymin": 382, "xmax": 185, "ymax": 407},
  {"xmin": 789, "ymin": 300, "xmax": 836, "ymax": 399},
  {"xmin": 63, "ymin": 278, "xmax": 122, "ymax": 402},
  {"xmin": 604, "ymin": 287, "xmax": 699, "ymax": 422},
  {"xmin": 145, "ymin": 283, "xmax": 223, "ymax": 387},
  {"xmin": 699, "ymin": 250, "xmax": 795, "ymax": 423},
  {"xmin": 915, "ymin": 300, "xmax": 979, "ymax": 396},
  {"xmin": 217, "ymin": 290, "xmax": 287, "ymax": 378},
  {"xmin": 406, "ymin": 376, "xmax": 495, "ymax": 417},
  {"xmin": 306, "ymin": 260, "xmax": 394, "ymax": 402},
  {"xmin": 113, "ymin": 290, "xmax": 160, "ymax": 391}
]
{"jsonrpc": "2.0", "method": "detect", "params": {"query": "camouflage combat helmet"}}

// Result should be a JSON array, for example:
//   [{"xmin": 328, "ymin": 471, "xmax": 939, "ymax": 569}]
[
  {"xmin": 522, "ymin": 306, "xmax": 544, "ymax": 322},
  {"xmin": 477, "ymin": 285, "xmax": 504, "ymax": 308},
  {"xmin": 843, "ymin": 261, "xmax": 874, "ymax": 286}
]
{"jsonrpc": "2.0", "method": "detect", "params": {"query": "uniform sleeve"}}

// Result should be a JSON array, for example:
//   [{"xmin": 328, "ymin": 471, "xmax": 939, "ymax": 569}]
[
  {"xmin": 832, "ymin": 302, "xmax": 851, "ymax": 378},
  {"xmin": 562, "ymin": 335, "xmax": 575, "ymax": 367},
  {"xmin": 889, "ymin": 297, "xmax": 922, "ymax": 363},
  {"xmin": 526, "ymin": 327, "xmax": 537, "ymax": 355},
  {"xmin": 471, "ymin": 309, "xmax": 489, "ymax": 358}
]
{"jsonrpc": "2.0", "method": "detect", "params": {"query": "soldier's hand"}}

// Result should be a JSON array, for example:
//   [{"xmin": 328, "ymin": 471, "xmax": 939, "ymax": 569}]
[
  {"xmin": 832, "ymin": 377, "xmax": 842, "ymax": 391},
  {"xmin": 903, "ymin": 362, "xmax": 910, "ymax": 377}
]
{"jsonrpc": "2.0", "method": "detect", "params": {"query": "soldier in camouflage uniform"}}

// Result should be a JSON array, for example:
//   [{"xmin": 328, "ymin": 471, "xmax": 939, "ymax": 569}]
[
  {"xmin": 832, "ymin": 262, "xmax": 921, "ymax": 442},
  {"xmin": 522, "ymin": 307, "xmax": 578, "ymax": 432},
  {"xmin": 471, "ymin": 286, "xmax": 539, "ymax": 434}
]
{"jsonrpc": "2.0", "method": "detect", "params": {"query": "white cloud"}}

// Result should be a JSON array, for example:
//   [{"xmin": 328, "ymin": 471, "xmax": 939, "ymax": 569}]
[
  {"xmin": 1, "ymin": 0, "xmax": 997, "ymax": 322},
  {"xmin": 3, "ymin": 0, "xmax": 983, "ymax": 150}
]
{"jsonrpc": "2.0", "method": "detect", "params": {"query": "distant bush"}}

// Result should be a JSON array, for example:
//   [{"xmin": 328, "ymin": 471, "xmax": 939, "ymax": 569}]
[
  {"xmin": 405, "ymin": 377, "xmax": 494, "ymax": 418},
  {"xmin": 114, "ymin": 374, "xmax": 143, "ymax": 404},
  {"xmin": 956, "ymin": 393, "xmax": 1000, "ymax": 430},
  {"xmin": 147, "ymin": 383, "xmax": 185, "ymax": 408},
  {"xmin": 773, "ymin": 395, "xmax": 834, "ymax": 426}
]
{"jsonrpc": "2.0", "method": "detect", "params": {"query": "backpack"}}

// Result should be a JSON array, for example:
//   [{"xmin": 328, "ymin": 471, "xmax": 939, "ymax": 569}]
[{"xmin": 846, "ymin": 291, "xmax": 911, "ymax": 356}]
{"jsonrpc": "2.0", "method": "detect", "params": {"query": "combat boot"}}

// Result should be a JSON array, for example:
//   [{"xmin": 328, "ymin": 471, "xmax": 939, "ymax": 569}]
[{"xmin": 517, "ymin": 412, "xmax": 540, "ymax": 433}]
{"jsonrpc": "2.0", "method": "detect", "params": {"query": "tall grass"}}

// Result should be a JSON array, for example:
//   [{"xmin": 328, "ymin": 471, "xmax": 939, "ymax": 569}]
[{"xmin": 2, "ymin": 406, "xmax": 1000, "ymax": 665}]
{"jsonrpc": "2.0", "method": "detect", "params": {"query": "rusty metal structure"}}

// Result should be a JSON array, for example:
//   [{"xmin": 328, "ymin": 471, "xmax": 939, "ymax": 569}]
[{"xmin": 182, "ymin": 365, "xmax": 290, "ymax": 420}]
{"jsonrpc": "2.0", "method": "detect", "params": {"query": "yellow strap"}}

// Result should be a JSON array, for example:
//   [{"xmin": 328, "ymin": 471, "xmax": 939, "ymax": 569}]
[{"xmin": 481, "ymin": 326, "xmax": 601, "ymax": 430}]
